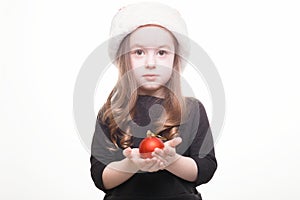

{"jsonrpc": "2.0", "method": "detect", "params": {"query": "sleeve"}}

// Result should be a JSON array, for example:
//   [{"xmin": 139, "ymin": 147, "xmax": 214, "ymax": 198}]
[
  {"xmin": 90, "ymin": 117, "xmax": 124, "ymax": 192},
  {"xmin": 187, "ymin": 100, "xmax": 218, "ymax": 186},
  {"xmin": 90, "ymin": 154, "xmax": 107, "ymax": 191}
]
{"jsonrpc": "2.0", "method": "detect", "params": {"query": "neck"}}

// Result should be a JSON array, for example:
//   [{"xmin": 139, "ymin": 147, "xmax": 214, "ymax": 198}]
[{"xmin": 137, "ymin": 88, "xmax": 165, "ymax": 99}]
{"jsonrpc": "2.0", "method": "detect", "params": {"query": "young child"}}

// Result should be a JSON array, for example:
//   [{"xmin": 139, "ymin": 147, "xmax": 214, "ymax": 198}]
[{"xmin": 90, "ymin": 2, "xmax": 217, "ymax": 200}]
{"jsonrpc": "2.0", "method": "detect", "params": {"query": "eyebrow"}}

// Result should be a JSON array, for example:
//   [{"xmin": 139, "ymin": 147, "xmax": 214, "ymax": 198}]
[{"xmin": 130, "ymin": 44, "xmax": 173, "ymax": 50}]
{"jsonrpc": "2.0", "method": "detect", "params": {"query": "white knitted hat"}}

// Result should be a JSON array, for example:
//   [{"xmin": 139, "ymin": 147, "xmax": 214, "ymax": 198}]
[{"xmin": 108, "ymin": 2, "xmax": 190, "ymax": 64}]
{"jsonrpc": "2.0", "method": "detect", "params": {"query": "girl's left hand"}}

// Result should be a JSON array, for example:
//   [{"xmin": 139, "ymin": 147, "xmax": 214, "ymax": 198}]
[
  {"xmin": 123, "ymin": 147, "xmax": 164, "ymax": 172},
  {"xmin": 152, "ymin": 137, "xmax": 182, "ymax": 170}
]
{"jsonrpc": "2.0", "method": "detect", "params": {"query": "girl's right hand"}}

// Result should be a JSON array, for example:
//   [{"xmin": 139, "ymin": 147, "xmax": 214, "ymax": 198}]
[{"xmin": 123, "ymin": 147, "xmax": 164, "ymax": 172}]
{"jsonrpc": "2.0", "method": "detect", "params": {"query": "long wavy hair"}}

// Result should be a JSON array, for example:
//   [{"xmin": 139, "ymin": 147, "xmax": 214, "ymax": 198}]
[{"xmin": 98, "ymin": 27, "xmax": 187, "ymax": 148}]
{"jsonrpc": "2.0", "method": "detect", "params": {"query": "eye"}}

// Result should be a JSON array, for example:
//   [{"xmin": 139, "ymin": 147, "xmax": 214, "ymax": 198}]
[
  {"xmin": 157, "ymin": 50, "xmax": 167, "ymax": 56},
  {"xmin": 133, "ymin": 49, "xmax": 145, "ymax": 56}
]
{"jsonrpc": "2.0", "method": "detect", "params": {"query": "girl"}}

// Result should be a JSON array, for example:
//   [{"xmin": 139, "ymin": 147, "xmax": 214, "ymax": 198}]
[{"xmin": 90, "ymin": 2, "xmax": 217, "ymax": 200}]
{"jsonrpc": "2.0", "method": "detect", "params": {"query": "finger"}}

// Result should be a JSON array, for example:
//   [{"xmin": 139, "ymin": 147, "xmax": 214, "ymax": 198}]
[
  {"xmin": 144, "ymin": 158, "xmax": 157, "ymax": 167},
  {"xmin": 169, "ymin": 137, "xmax": 182, "ymax": 148},
  {"xmin": 152, "ymin": 152, "xmax": 168, "ymax": 165},
  {"xmin": 147, "ymin": 158, "xmax": 161, "ymax": 172},
  {"xmin": 123, "ymin": 147, "xmax": 132, "ymax": 158},
  {"xmin": 159, "ymin": 161, "xmax": 166, "ymax": 170},
  {"xmin": 144, "ymin": 158, "xmax": 152, "ymax": 165},
  {"xmin": 153, "ymin": 148, "xmax": 164, "ymax": 156},
  {"xmin": 153, "ymin": 147, "xmax": 172, "ymax": 159},
  {"xmin": 164, "ymin": 147, "xmax": 175, "ymax": 157}
]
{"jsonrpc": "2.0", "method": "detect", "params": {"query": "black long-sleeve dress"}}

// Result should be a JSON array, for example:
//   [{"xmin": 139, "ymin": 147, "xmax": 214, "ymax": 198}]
[{"xmin": 90, "ymin": 95, "xmax": 217, "ymax": 200}]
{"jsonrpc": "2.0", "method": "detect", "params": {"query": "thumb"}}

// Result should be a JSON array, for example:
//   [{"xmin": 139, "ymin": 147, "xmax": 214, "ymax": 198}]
[
  {"xmin": 169, "ymin": 137, "xmax": 182, "ymax": 148},
  {"xmin": 123, "ymin": 147, "xmax": 132, "ymax": 158}
]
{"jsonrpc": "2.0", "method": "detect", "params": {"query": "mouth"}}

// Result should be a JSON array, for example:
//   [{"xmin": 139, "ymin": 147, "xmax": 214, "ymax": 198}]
[
  {"xmin": 143, "ymin": 74, "xmax": 158, "ymax": 77},
  {"xmin": 142, "ymin": 74, "xmax": 159, "ymax": 81}
]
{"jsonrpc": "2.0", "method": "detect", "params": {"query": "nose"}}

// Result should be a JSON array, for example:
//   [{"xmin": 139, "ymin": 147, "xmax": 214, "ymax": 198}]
[{"xmin": 146, "ymin": 54, "xmax": 156, "ymax": 69}]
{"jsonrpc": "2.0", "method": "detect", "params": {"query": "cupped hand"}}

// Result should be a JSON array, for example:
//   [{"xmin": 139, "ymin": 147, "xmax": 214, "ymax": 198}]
[
  {"xmin": 123, "ymin": 147, "xmax": 164, "ymax": 172},
  {"xmin": 152, "ymin": 137, "xmax": 182, "ymax": 169}
]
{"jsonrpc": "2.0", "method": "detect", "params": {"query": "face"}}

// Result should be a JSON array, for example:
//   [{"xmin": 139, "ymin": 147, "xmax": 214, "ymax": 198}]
[{"xmin": 129, "ymin": 26, "xmax": 176, "ymax": 98}]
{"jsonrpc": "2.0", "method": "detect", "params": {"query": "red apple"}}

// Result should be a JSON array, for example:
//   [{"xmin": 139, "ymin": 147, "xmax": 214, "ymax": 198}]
[{"xmin": 139, "ymin": 130, "xmax": 165, "ymax": 159}]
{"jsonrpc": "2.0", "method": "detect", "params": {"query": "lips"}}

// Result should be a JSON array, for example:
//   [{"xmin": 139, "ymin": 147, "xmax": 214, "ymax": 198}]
[{"xmin": 142, "ymin": 74, "xmax": 158, "ymax": 81}]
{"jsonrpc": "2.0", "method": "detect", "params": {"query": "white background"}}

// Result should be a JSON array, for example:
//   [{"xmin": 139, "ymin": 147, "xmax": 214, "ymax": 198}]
[{"xmin": 1, "ymin": 0, "xmax": 300, "ymax": 199}]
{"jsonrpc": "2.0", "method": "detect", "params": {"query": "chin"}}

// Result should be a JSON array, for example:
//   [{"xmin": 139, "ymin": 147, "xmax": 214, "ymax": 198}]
[{"xmin": 140, "ymin": 83, "xmax": 163, "ymax": 91}]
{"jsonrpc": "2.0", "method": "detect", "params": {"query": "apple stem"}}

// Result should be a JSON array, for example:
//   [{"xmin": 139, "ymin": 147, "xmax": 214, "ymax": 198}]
[
  {"xmin": 146, "ymin": 130, "xmax": 167, "ymax": 141},
  {"xmin": 146, "ymin": 130, "xmax": 155, "ymax": 137}
]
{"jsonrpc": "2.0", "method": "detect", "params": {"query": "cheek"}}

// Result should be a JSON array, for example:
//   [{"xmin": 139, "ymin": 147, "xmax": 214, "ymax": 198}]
[
  {"xmin": 164, "ymin": 68, "xmax": 173, "ymax": 79},
  {"xmin": 130, "ymin": 56, "xmax": 144, "ymax": 70},
  {"xmin": 162, "ymin": 57, "xmax": 175, "ymax": 80},
  {"xmin": 157, "ymin": 55, "xmax": 175, "ymax": 68},
  {"xmin": 130, "ymin": 58, "xmax": 144, "ymax": 77},
  {"xmin": 157, "ymin": 57, "xmax": 174, "ymax": 73},
  {"xmin": 157, "ymin": 65, "xmax": 173, "ymax": 83}
]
